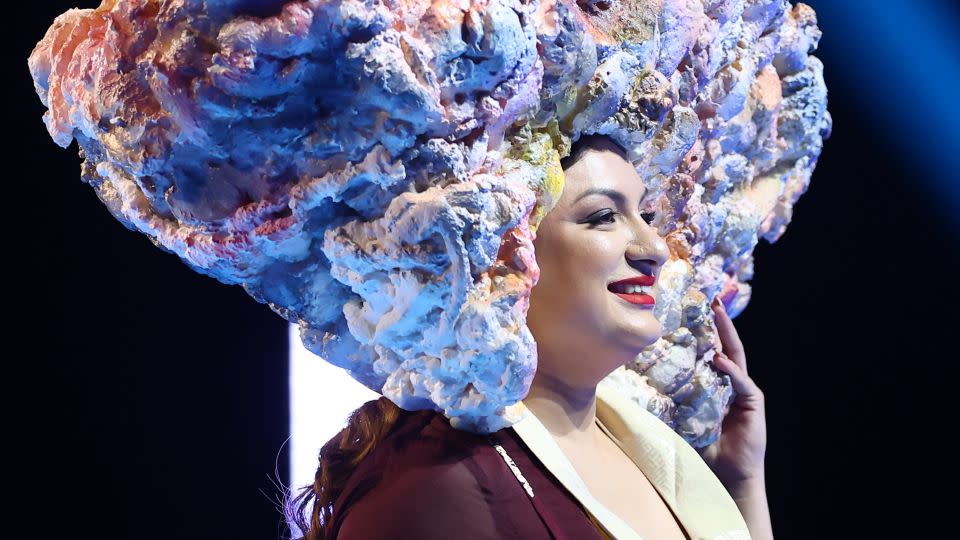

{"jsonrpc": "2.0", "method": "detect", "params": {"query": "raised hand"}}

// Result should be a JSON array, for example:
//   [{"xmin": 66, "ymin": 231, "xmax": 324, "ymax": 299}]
[{"xmin": 696, "ymin": 296, "xmax": 768, "ymax": 493}]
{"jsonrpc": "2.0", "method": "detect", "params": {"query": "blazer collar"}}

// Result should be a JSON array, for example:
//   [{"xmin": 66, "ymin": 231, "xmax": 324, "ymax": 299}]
[
  {"xmin": 594, "ymin": 383, "xmax": 752, "ymax": 540},
  {"xmin": 509, "ymin": 383, "xmax": 752, "ymax": 540},
  {"xmin": 509, "ymin": 399, "xmax": 645, "ymax": 540}
]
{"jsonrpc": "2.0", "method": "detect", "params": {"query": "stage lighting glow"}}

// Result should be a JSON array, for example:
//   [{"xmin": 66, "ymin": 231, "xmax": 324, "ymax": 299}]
[
  {"xmin": 810, "ymin": 0, "xmax": 960, "ymax": 223},
  {"xmin": 288, "ymin": 323, "xmax": 379, "ymax": 492}
]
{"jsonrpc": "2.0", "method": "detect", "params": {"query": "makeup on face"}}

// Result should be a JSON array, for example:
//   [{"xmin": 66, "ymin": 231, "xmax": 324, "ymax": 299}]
[
  {"xmin": 607, "ymin": 274, "xmax": 656, "ymax": 307},
  {"xmin": 572, "ymin": 185, "xmax": 659, "ymax": 308},
  {"xmin": 574, "ymin": 185, "xmax": 653, "ymax": 225}
]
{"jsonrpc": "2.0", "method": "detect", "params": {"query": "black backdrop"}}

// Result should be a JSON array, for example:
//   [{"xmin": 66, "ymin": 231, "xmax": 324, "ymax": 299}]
[{"xmin": 12, "ymin": 1, "xmax": 958, "ymax": 538}]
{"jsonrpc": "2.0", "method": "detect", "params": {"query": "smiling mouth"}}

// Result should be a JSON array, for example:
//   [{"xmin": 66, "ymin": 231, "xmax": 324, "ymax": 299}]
[
  {"xmin": 607, "ymin": 275, "xmax": 657, "ymax": 307},
  {"xmin": 608, "ymin": 289, "xmax": 655, "ymax": 306}
]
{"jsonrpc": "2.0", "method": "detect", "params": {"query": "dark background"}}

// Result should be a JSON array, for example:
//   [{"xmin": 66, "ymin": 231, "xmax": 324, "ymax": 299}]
[{"xmin": 12, "ymin": 1, "xmax": 959, "ymax": 539}]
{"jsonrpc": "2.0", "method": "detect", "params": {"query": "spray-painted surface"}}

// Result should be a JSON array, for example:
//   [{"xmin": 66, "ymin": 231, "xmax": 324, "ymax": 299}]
[{"xmin": 28, "ymin": 0, "xmax": 830, "ymax": 440}]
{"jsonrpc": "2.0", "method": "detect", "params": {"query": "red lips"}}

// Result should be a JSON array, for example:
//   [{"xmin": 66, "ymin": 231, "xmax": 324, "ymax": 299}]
[
  {"xmin": 607, "ymin": 274, "xmax": 656, "ymax": 289},
  {"xmin": 607, "ymin": 274, "xmax": 657, "ymax": 307}
]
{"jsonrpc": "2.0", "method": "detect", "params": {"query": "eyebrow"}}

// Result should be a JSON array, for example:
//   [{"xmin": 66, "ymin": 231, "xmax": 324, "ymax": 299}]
[{"xmin": 574, "ymin": 187, "xmax": 647, "ymax": 206}]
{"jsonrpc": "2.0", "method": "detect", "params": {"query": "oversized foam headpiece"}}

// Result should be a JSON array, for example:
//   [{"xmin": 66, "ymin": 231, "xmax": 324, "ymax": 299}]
[{"xmin": 29, "ymin": 0, "xmax": 830, "ymax": 441}]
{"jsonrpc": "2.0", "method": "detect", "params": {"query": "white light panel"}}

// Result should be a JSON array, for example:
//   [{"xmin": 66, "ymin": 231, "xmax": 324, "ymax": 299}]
[{"xmin": 288, "ymin": 323, "xmax": 379, "ymax": 494}]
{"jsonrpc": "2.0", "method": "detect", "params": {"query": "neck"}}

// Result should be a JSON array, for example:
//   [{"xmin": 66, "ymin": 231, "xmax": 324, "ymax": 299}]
[{"xmin": 521, "ymin": 370, "xmax": 604, "ymax": 449}]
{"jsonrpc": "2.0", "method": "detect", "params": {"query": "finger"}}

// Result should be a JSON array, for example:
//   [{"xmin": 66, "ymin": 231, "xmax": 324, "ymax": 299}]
[
  {"xmin": 714, "ymin": 352, "xmax": 762, "ymax": 401},
  {"xmin": 711, "ymin": 298, "xmax": 747, "ymax": 373}
]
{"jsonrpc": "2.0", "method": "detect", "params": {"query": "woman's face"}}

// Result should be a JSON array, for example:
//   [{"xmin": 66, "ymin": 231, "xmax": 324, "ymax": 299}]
[{"xmin": 526, "ymin": 135, "xmax": 670, "ymax": 386}]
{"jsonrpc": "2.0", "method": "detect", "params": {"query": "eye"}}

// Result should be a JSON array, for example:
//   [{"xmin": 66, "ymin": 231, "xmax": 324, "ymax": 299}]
[
  {"xmin": 587, "ymin": 210, "xmax": 618, "ymax": 226},
  {"xmin": 641, "ymin": 211, "xmax": 656, "ymax": 225}
]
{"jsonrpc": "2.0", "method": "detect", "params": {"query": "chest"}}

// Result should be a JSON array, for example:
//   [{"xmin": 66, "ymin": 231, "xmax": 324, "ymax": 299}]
[{"xmin": 569, "ymin": 442, "xmax": 691, "ymax": 540}]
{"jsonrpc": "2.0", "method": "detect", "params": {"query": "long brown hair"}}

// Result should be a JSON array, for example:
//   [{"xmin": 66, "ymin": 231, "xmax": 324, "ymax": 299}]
[{"xmin": 285, "ymin": 396, "xmax": 433, "ymax": 540}]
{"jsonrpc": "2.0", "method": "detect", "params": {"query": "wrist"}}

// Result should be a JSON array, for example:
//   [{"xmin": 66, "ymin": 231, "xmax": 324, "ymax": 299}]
[{"xmin": 727, "ymin": 475, "xmax": 767, "ymax": 501}]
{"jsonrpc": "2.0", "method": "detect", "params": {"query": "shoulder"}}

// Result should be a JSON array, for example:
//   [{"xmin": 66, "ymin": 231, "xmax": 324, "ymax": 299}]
[
  {"xmin": 337, "ymin": 456, "xmax": 497, "ymax": 539},
  {"xmin": 333, "ymin": 411, "xmax": 503, "ymax": 539}
]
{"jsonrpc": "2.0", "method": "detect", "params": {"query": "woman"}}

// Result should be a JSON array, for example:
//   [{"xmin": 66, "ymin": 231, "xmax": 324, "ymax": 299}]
[
  {"xmin": 28, "ymin": 2, "xmax": 825, "ymax": 538},
  {"xmin": 288, "ymin": 134, "xmax": 772, "ymax": 540}
]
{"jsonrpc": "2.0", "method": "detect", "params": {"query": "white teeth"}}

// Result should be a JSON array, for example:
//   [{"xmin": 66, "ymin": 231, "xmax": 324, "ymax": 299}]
[{"xmin": 612, "ymin": 284, "xmax": 650, "ymax": 294}]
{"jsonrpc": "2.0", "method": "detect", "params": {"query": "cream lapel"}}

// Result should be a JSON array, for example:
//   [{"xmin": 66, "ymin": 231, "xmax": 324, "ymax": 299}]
[
  {"xmin": 510, "ymin": 401, "xmax": 645, "ymax": 540},
  {"xmin": 595, "ymin": 383, "xmax": 753, "ymax": 540}
]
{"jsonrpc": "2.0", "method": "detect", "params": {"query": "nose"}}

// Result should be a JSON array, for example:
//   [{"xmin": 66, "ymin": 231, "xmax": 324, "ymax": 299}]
[{"xmin": 625, "ymin": 220, "xmax": 670, "ymax": 270}]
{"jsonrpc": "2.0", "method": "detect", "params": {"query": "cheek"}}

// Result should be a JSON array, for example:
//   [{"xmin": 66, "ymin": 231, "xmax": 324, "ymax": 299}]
[
  {"xmin": 538, "ymin": 232, "xmax": 623, "ymax": 301},
  {"xmin": 528, "ymin": 229, "xmax": 627, "ymax": 344},
  {"xmin": 563, "ymin": 232, "xmax": 621, "ymax": 278}
]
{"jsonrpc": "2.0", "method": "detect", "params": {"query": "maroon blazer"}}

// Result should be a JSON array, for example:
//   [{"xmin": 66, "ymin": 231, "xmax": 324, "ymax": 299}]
[{"xmin": 328, "ymin": 407, "xmax": 609, "ymax": 539}]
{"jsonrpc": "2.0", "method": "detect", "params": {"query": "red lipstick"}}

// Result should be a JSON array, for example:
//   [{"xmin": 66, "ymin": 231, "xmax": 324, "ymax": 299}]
[
  {"xmin": 607, "ymin": 275, "xmax": 656, "ymax": 307},
  {"xmin": 608, "ymin": 275, "xmax": 656, "ymax": 287}
]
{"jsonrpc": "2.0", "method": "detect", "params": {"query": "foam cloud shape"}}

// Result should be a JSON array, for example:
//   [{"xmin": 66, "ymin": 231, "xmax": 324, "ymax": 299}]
[{"xmin": 28, "ymin": 0, "xmax": 830, "ymax": 440}]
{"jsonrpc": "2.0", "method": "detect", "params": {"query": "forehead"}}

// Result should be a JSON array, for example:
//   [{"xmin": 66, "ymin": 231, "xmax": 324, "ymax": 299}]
[{"xmin": 562, "ymin": 145, "xmax": 645, "ymax": 200}]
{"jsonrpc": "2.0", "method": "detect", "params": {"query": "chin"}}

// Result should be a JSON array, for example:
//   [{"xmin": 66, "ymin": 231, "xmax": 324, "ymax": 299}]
[
  {"xmin": 603, "ymin": 302, "xmax": 662, "ymax": 346},
  {"xmin": 625, "ymin": 316, "xmax": 663, "ymax": 348}
]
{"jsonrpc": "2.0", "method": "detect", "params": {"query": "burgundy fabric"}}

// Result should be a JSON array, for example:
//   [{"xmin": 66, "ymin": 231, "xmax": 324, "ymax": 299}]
[{"xmin": 327, "ymin": 408, "xmax": 608, "ymax": 539}]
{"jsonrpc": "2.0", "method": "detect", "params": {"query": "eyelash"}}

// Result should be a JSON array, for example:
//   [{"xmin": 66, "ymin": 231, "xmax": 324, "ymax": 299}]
[{"xmin": 588, "ymin": 210, "xmax": 656, "ymax": 226}]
